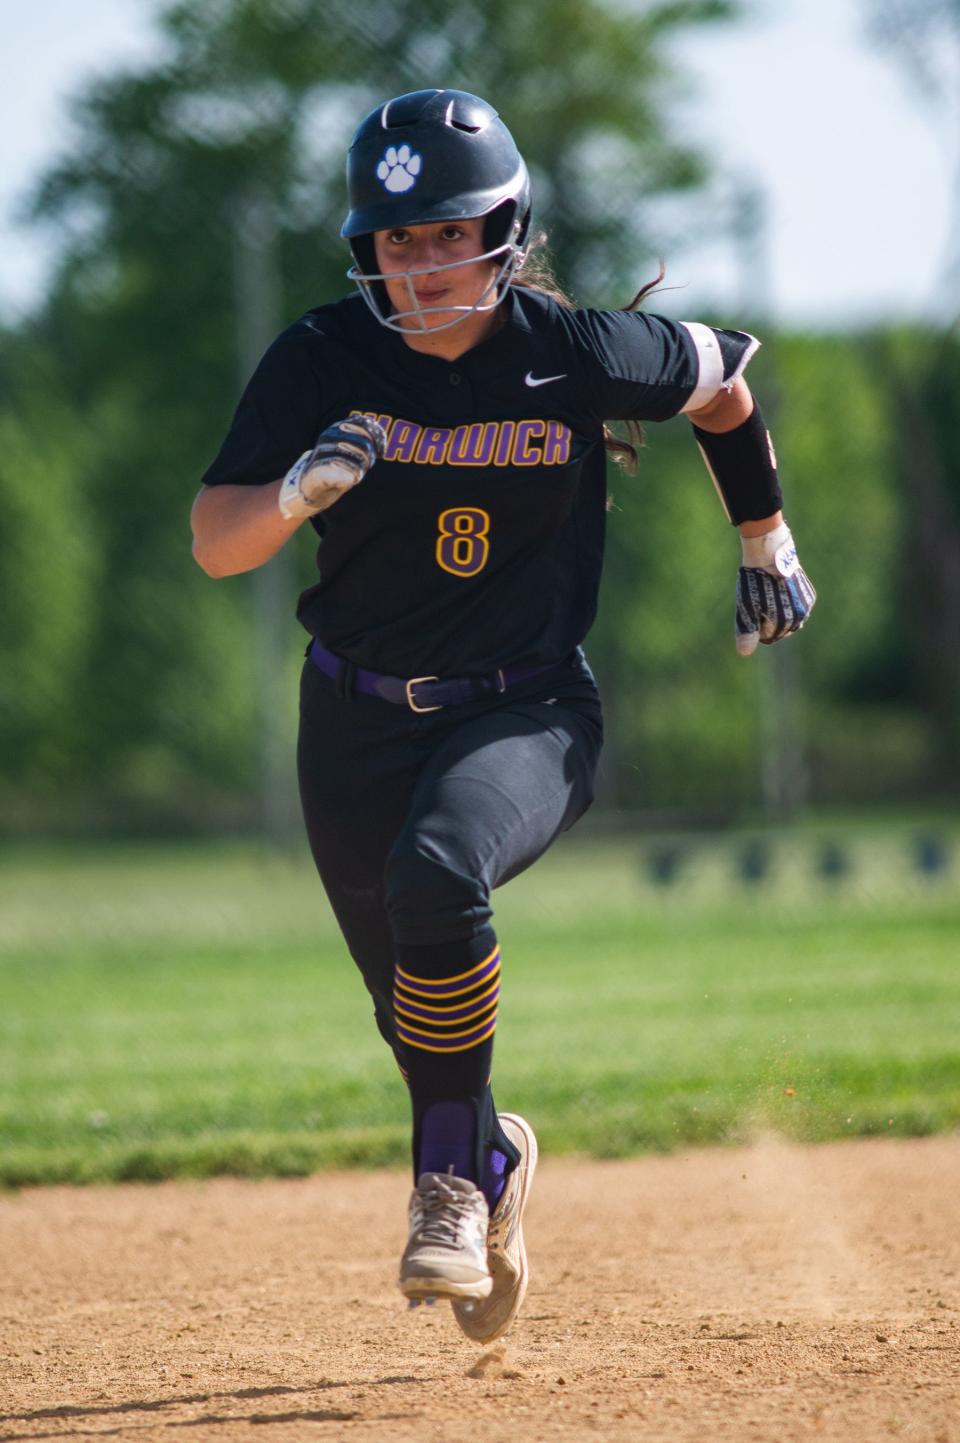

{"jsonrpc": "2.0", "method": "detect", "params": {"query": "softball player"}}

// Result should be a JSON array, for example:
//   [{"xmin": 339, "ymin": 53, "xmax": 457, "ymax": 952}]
[{"xmin": 191, "ymin": 88, "xmax": 815, "ymax": 1345}]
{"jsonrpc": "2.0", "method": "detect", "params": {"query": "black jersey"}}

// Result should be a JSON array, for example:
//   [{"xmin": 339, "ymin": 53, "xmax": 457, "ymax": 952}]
[{"xmin": 201, "ymin": 287, "xmax": 756, "ymax": 676}]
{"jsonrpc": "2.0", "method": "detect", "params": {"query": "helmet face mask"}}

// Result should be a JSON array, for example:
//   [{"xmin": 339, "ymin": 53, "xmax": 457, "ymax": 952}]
[
  {"xmin": 347, "ymin": 219, "xmax": 525, "ymax": 335},
  {"xmin": 342, "ymin": 90, "xmax": 531, "ymax": 333}
]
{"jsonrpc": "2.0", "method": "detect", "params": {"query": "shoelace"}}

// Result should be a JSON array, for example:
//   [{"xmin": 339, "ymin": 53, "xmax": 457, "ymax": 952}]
[{"xmin": 413, "ymin": 1182, "xmax": 480, "ymax": 1248}]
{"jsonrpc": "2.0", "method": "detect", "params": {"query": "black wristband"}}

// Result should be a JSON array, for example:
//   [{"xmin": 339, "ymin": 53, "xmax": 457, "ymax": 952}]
[{"xmin": 691, "ymin": 401, "xmax": 783, "ymax": 526}]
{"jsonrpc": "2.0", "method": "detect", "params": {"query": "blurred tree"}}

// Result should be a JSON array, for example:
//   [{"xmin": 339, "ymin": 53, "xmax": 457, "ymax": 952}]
[
  {"xmin": 4, "ymin": 0, "xmax": 736, "ymax": 831},
  {"xmin": 868, "ymin": 0, "xmax": 960, "ymax": 90},
  {"xmin": 864, "ymin": 2, "xmax": 960, "ymax": 786},
  {"xmin": 864, "ymin": 329, "xmax": 960, "ymax": 786},
  {"xmin": 866, "ymin": 0, "xmax": 960, "ymax": 296},
  {"xmin": 0, "ymin": 334, "xmax": 101, "ymax": 825},
  {"xmin": 590, "ymin": 331, "xmax": 922, "ymax": 814}
]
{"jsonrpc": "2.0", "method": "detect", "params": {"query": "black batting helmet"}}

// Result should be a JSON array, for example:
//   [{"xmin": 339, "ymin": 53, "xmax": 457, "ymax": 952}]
[{"xmin": 341, "ymin": 89, "xmax": 532, "ymax": 331}]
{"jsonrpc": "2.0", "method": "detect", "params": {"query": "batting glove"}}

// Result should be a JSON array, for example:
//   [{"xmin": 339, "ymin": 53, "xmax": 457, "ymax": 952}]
[
  {"xmin": 279, "ymin": 414, "xmax": 387, "ymax": 519},
  {"xmin": 736, "ymin": 521, "xmax": 816, "ymax": 657}
]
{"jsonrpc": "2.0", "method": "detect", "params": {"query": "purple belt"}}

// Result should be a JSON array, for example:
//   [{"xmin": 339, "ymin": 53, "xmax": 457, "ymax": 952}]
[{"xmin": 308, "ymin": 638, "xmax": 563, "ymax": 713}]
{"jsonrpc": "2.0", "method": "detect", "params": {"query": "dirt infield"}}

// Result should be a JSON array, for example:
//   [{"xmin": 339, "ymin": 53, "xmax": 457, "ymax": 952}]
[{"xmin": 2, "ymin": 1136, "xmax": 957, "ymax": 1443}]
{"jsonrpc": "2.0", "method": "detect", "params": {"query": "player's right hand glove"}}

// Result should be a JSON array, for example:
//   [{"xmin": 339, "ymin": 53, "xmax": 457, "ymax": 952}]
[
  {"xmin": 736, "ymin": 521, "xmax": 817, "ymax": 657},
  {"xmin": 278, "ymin": 415, "xmax": 387, "ymax": 519}
]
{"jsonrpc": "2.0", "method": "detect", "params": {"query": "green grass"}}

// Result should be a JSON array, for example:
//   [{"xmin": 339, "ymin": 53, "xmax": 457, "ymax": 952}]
[{"xmin": 1, "ymin": 830, "xmax": 958, "ymax": 1186}]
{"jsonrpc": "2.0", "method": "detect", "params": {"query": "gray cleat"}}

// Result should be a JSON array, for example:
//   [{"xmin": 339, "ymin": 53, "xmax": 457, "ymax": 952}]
[
  {"xmin": 452, "ymin": 1113, "xmax": 538, "ymax": 1345},
  {"xmin": 399, "ymin": 1172, "xmax": 493, "ymax": 1306}
]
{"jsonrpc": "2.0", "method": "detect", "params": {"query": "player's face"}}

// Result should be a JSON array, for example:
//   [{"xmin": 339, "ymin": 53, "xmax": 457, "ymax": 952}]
[{"xmin": 372, "ymin": 218, "xmax": 499, "ymax": 331}]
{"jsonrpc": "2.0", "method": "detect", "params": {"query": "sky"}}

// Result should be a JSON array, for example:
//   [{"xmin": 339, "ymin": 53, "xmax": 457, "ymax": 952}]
[{"xmin": 0, "ymin": 0, "xmax": 952, "ymax": 328}]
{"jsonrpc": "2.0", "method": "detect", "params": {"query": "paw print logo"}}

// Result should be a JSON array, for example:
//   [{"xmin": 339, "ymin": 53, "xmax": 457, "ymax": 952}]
[{"xmin": 376, "ymin": 144, "xmax": 422, "ymax": 194}]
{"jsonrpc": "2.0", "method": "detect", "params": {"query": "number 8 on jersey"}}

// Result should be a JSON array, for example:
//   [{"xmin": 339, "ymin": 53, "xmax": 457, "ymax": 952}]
[{"xmin": 436, "ymin": 507, "xmax": 491, "ymax": 578}]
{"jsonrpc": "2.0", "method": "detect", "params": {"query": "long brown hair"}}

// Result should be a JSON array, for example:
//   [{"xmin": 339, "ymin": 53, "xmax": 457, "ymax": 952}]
[{"xmin": 512, "ymin": 233, "xmax": 665, "ymax": 472}]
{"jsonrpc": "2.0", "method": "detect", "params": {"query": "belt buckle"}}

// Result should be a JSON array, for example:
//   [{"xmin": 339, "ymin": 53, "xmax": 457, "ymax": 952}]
[{"xmin": 406, "ymin": 675, "xmax": 442, "ymax": 713}]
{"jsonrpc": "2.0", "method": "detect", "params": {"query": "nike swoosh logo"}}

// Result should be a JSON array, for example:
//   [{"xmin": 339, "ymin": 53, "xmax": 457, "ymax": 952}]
[{"xmin": 524, "ymin": 371, "xmax": 567, "ymax": 387}]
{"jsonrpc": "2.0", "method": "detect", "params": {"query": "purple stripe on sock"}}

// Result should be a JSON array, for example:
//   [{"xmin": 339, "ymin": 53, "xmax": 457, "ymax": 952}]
[
  {"xmin": 396, "ymin": 1016, "xmax": 497, "ymax": 1051},
  {"xmin": 394, "ymin": 984, "xmax": 500, "ymax": 1026},
  {"xmin": 396, "ymin": 994, "xmax": 497, "ymax": 1031},
  {"xmin": 395, "ymin": 951, "xmax": 500, "ymax": 998},
  {"xmin": 395, "ymin": 1002, "xmax": 498, "ymax": 1040}
]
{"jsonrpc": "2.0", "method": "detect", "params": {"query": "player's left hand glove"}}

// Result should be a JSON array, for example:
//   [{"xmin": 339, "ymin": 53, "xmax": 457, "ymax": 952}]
[
  {"xmin": 736, "ymin": 521, "xmax": 816, "ymax": 657},
  {"xmin": 279, "ymin": 415, "xmax": 387, "ymax": 519}
]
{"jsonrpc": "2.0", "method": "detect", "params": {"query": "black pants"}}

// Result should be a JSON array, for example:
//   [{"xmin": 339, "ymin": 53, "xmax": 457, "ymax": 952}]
[{"xmin": 296, "ymin": 647, "xmax": 603, "ymax": 1170}]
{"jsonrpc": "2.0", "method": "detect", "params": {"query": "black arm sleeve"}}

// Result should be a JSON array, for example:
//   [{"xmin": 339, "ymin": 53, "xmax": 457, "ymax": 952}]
[
  {"xmin": 572, "ymin": 309, "xmax": 759, "ymax": 423},
  {"xmin": 200, "ymin": 324, "xmax": 339, "ymax": 488},
  {"xmin": 692, "ymin": 400, "xmax": 784, "ymax": 525}
]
